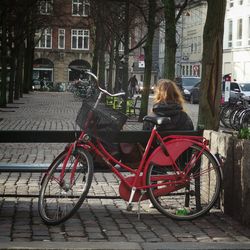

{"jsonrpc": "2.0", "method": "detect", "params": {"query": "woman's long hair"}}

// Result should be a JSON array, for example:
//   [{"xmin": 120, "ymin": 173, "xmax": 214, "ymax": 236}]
[{"xmin": 153, "ymin": 79, "xmax": 185, "ymax": 109}]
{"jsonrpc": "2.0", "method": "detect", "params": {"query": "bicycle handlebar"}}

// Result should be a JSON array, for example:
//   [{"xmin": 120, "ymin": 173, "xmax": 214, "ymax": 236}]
[{"xmin": 69, "ymin": 66, "xmax": 125, "ymax": 97}]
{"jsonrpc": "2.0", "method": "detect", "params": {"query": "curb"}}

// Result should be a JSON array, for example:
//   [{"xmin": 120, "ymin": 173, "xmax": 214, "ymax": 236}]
[{"xmin": 1, "ymin": 241, "xmax": 250, "ymax": 250}]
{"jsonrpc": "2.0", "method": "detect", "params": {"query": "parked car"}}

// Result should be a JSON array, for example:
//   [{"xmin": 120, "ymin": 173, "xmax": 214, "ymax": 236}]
[
  {"xmin": 234, "ymin": 82, "xmax": 250, "ymax": 101},
  {"xmin": 137, "ymin": 81, "xmax": 154, "ymax": 94},
  {"xmin": 189, "ymin": 81, "xmax": 201, "ymax": 104},
  {"xmin": 189, "ymin": 81, "xmax": 247, "ymax": 104},
  {"xmin": 32, "ymin": 79, "xmax": 41, "ymax": 90},
  {"xmin": 221, "ymin": 81, "xmax": 246, "ymax": 103},
  {"xmin": 176, "ymin": 76, "xmax": 201, "ymax": 101}
]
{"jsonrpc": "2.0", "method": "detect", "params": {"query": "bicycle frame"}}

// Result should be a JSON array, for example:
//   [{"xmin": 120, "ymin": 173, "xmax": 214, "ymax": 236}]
[
  {"xmin": 39, "ymin": 69, "xmax": 224, "ymax": 226},
  {"xmin": 55, "ymin": 69, "xmax": 212, "ymax": 204},
  {"xmin": 59, "ymin": 117, "xmax": 210, "ymax": 203}
]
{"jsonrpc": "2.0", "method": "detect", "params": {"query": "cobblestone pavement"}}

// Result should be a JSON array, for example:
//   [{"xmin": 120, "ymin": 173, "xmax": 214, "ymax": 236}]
[{"xmin": 0, "ymin": 91, "xmax": 250, "ymax": 249}]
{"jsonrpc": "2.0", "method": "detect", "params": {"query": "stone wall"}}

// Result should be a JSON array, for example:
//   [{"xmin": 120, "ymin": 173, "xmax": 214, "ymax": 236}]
[{"xmin": 204, "ymin": 130, "xmax": 250, "ymax": 227}]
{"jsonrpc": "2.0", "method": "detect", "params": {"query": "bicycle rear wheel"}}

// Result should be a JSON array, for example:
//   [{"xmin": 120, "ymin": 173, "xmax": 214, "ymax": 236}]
[
  {"xmin": 220, "ymin": 104, "xmax": 233, "ymax": 128},
  {"xmin": 146, "ymin": 144, "xmax": 221, "ymax": 220},
  {"xmin": 38, "ymin": 147, "xmax": 93, "ymax": 225},
  {"xmin": 229, "ymin": 107, "xmax": 244, "ymax": 130},
  {"xmin": 240, "ymin": 109, "xmax": 250, "ymax": 130}
]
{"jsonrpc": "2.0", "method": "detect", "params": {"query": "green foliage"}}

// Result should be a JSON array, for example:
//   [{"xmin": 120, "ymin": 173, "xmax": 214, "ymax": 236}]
[{"xmin": 238, "ymin": 128, "xmax": 250, "ymax": 140}]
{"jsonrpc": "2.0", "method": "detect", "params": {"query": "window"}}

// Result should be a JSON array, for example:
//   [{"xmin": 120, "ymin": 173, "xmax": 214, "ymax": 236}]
[
  {"xmin": 230, "ymin": 0, "xmax": 234, "ymax": 7},
  {"xmin": 197, "ymin": 36, "xmax": 201, "ymax": 52},
  {"xmin": 238, "ymin": 0, "xmax": 243, "ymax": 5},
  {"xmin": 185, "ymin": 65, "xmax": 189, "ymax": 76},
  {"xmin": 72, "ymin": 0, "xmax": 90, "ymax": 16},
  {"xmin": 39, "ymin": 0, "xmax": 53, "ymax": 15},
  {"xmin": 118, "ymin": 42, "xmax": 124, "ymax": 52},
  {"xmin": 58, "ymin": 29, "xmax": 65, "ymax": 49},
  {"xmin": 228, "ymin": 20, "xmax": 233, "ymax": 48},
  {"xmin": 71, "ymin": 29, "xmax": 89, "ymax": 50},
  {"xmin": 35, "ymin": 28, "xmax": 52, "ymax": 49},
  {"xmin": 192, "ymin": 37, "xmax": 197, "ymax": 53},
  {"xmin": 190, "ymin": 43, "xmax": 194, "ymax": 53},
  {"xmin": 182, "ymin": 65, "xmax": 186, "ymax": 76},
  {"xmin": 248, "ymin": 17, "xmax": 250, "ymax": 45},
  {"xmin": 231, "ymin": 82, "xmax": 240, "ymax": 91},
  {"xmin": 160, "ymin": 38, "xmax": 164, "ymax": 53},
  {"xmin": 236, "ymin": 18, "xmax": 243, "ymax": 46}
]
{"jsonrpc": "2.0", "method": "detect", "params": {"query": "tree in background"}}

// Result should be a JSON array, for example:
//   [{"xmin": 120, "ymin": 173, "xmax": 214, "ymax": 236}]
[
  {"xmin": 139, "ymin": 0, "xmax": 158, "ymax": 121},
  {"xmin": 89, "ymin": 0, "xmax": 161, "ymax": 114},
  {"xmin": 0, "ymin": 0, "xmax": 69, "ymax": 106},
  {"xmin": 0, "ymin": 1, "xmax": 8, "ymax": 107},
  {"xmin": 162, "ymin": 0, "xmax": 188, "ymax": 80},
  {"xmin": 0, "ymin": 0, "xmax": 54, "ymax": 106},
  {"xmin": 198, "ymin": 0, "xmax": 226, "ymax": 130}
]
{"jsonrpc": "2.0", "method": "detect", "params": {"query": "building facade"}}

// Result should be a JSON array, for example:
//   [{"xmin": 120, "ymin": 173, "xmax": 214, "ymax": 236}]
[
  {"xmin": 176, "ymin": 1, "xmax": 207, "ymax": 78},
  {"xmin": 159, "ymin": 1, "xmax": 207, "ymax": 79},
  {"xmin": 33, "ymin": 0, "xmax": 92, "ymax": 84},
  {"xmin": 34, "ymin": 1, "xmax": 161, "ymax": 88},
  {"xmin": 160, "ymin": 0, "xmax": 250, "ymax": 82},
  {"xmin": 223, "ymin": 0, "xmax": 250, "ymax": 82}
]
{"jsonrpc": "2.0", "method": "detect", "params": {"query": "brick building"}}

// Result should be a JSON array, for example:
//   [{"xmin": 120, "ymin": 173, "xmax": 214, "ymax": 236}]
[
  {"xmin": 33, "ymin": 0, "xmax": 92, "ymax": 84},
  {"xmin": 33, "ymin": 0, "xmax": 160, "ymax": 89}
]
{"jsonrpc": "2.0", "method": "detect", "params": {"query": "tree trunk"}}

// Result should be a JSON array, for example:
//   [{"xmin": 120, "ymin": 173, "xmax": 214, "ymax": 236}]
[
  {"xmin": 114, "ymin": 42, "xmax": 122, "ymax": 92},
  {"xmin": 0, "ymin": 10, "xmax": 7, "ymax": 107},
  {"xmin": 163, "ymin": 0, "xmax": 176, "ymax": 80},
  {"xmin": 198, "ymin": 0, "xmax": 226, "ymax": 130},
  {"xmin": 108, "ymin": 34, "xmax": 115, "ymax": 93},
  {"xmin": 98, "ymin": 33, "xmax": 106, "ymax": 88},
  {"xmin": 23, "ymin": 30, "xmax": 34, "ymax": 94},
  {"xmin": 15, "ymin": 43, "xmax": 24, "ymax": 100},
  {"xmin": 121, "ymin": 0, "xmax": 130, "ymax": 113},
  {"xmin": 92, "ymin": 8, "xmax": 100, "ymax": 76},
  {"xmin": 8, "ymin": 53, "xmax": 16, "ymax": 104},
  {"xmin": 139, "ymin": 0, "xmax": 156, "ymax": 121}
]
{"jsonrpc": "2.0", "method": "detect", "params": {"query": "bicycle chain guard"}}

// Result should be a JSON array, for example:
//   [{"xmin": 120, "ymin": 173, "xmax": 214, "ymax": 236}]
[{"xmin": 119, "ymin": 176, "xmax": 149, "ymax": 202}]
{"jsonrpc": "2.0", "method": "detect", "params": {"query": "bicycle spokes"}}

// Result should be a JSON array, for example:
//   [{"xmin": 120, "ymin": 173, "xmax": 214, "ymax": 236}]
[{"xmin": 147, "ymin": 144, "xmax": 221, "ymax": 220}]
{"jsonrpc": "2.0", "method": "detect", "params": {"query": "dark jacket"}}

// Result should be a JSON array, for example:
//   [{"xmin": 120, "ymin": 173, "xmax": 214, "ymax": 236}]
[{"xmin": 143, "ymin": 102, "xmax": 194, "ymax": 131}]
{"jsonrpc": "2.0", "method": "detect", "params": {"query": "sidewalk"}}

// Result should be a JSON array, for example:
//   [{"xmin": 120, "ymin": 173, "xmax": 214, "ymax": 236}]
[{"xmin": 0, "ymin": 92, "xmax": 250, "ymax": 250}]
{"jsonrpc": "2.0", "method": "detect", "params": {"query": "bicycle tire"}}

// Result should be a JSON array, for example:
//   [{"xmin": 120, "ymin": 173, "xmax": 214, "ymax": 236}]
[
  {"xmin": 38, "ymin": 147, "xmax": 94, "ymax": 225},
  {"xmin": 146, "ymin": 144, "xmax": 221, "ymax": 220},
  {"xmin": 229, "ymin": 106, "xmax": 244, "ymax": 130},
  {"xmin": 220, "ymin": 104, "xmax": 234, "ymax": 128},
  {"xmin": 233, "ymin": 108, "xmax": 247, "ymax": 131},
  {"xmin": 240, "ymin": 109, "xmax": 250, "ymax": 129}
]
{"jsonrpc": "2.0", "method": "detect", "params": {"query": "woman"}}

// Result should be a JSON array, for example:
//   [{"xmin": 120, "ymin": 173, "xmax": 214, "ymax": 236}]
[{"xmin": 143, "ymin": 79, "xmax": 194, "ymax": 131}]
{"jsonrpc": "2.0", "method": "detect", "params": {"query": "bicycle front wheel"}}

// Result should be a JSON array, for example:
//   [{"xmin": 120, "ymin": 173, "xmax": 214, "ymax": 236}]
[
  {"xmin": 146, "ymin": 144, "xmax": 221, "ymax": 220},
  {"xmin": 38, "ymin": 147, "xmax": 94, "ymax": 225}
]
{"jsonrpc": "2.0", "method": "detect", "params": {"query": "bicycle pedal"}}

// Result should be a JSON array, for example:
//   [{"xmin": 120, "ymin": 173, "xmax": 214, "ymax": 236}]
[{"xmin": 126, "ymin": 203, "xmax": 133, "ymax": 211}]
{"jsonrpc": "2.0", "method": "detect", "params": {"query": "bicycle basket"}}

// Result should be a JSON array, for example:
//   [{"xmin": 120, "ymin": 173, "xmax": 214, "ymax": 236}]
[{"xmin": 76, "ymin": 101, "xmax": 128, "ymax": 142}]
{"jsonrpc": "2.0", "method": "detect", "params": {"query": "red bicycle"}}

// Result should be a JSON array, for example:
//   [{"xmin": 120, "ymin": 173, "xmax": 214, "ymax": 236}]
[{"xmin": 38, "ymin": 70, "xmax": 222, "ymax": 225}]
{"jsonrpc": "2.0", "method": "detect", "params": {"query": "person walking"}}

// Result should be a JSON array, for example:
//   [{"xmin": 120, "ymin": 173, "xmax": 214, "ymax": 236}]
[
  {"xmin": 143, "ymin": 79, "xmax": 194, "ymax": 131},
  {"xmin": 128, "ymin": 75, "xmax": 138, "ymax": 97}
]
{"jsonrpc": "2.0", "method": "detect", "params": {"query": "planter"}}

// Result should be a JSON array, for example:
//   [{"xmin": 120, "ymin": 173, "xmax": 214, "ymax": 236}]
[{"xmin": 204, "ymin": 130, "xmax": 250, "ymax": 227}]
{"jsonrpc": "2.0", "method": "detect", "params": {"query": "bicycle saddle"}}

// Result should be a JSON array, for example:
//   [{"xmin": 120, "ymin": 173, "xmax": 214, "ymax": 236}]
[{"xmin": 143, "ymin": 115, "xmax": 171, "ymax": 125}]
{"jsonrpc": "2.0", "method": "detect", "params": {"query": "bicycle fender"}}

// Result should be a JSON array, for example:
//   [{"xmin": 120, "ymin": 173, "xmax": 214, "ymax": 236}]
[
  {"xmin": 211, "ymin": 152, "xmax": 224, "ymax": 180},
  {"xmin": 142, "ymin": 139, "xmax": 204, "ymax": 184}
]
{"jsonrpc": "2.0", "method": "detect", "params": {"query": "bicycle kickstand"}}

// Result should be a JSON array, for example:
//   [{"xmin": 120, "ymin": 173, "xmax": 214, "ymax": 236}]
[
  {"xmin": 127, "ymin": 187, "xmax": 136, "ymax": 211},
  {"xmin": 137, "ymin": 190, "xmax": 146, "ymax": 220}
]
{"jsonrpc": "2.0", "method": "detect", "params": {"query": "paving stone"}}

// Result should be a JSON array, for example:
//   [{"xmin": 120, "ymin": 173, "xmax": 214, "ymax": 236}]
[{"xmin": 1, "ymin": 92, "xmax": 250, "ymax": 246}]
